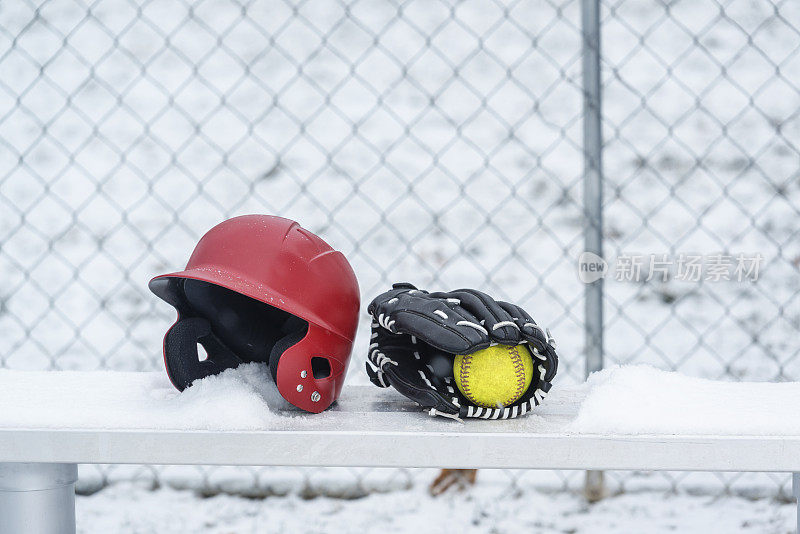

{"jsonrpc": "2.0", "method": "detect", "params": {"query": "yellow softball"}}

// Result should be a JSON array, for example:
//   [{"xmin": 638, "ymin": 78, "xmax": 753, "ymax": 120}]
[{"xmin": 453, "ymin": 344, "xmax": 534, "ymax": 408}]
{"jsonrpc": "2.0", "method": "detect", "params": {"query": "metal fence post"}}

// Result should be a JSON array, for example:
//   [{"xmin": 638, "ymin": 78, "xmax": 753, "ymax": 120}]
[{"xmin": 581, "ymin": 0, "xmax": 606, "ymax": 503}]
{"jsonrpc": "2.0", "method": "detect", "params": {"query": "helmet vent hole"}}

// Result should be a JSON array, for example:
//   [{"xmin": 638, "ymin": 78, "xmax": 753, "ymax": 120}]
[
  {"xmin": 311, "ymin": 357, "xmax": 331, "ymax": 379},
  {"xmin": 197, "ymin": 343, "xmax": 209, "ymax": 362}
]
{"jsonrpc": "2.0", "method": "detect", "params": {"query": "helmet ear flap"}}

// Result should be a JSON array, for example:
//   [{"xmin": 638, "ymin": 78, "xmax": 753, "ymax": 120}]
[
  {"xmin": 268, "ymin": 316, "xmax": 309, "ymax": 384},
  {"xmin": 163, "ymin": 317, "xmax": 243, "ymax": 390}
]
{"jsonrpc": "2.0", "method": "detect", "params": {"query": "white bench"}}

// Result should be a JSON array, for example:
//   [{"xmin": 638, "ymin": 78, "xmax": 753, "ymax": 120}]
[{"xmin": 1, "ymin": 369, "xmax": 799, "ymax": 533}]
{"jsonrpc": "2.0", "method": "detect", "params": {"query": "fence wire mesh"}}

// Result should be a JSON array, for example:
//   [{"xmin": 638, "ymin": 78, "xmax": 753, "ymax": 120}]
[{"xmin": 0, "ymin": 0, "xmax": 798, "ymax": 500}]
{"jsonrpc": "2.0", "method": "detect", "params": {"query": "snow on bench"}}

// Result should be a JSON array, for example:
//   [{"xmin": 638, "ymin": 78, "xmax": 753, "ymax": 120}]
[
  {"xmin": 2, "ymin": 364, "xmax": 800, "ymax": 533},
  {"xmin": 2, "ymin": 364, "xmax": 800, "ymax": 469}
]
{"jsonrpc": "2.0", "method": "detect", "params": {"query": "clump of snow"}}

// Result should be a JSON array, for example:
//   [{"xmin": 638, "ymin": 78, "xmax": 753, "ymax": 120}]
[
  {"xmin": 568, "ymin": 365, "xmax": 800, "ymax": 436},
  {"xmin": 0, "ymin": 364, "xmax": 279, "ymax": 430}
]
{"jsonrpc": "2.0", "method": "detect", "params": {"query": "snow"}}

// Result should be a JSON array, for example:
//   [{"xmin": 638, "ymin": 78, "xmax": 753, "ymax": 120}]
[
  {"xmin": 75, "ymin": 482, "xmax": 795, "ymax": 534},
  {"xmin": 1, "ymin": 0, "xmax": 799, "ymax": 506},
  {"xmin": 0, "ymin": 364, "xmax": 279, "ymax": 430},
  {"xmin": 569, "ymin": 365, "xmax": 800, "ymax": 436},
  {"xmin": 3, "ymin": 363, "xmax": 800, "ymax": 438}
]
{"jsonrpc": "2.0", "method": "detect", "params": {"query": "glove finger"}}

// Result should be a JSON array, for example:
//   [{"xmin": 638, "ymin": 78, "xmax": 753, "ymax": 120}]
[
  {"xmin": 388, "ymin": 303, "xmax": 491, "ymax": 354},
  {"xmin": 496, "ymin": 301, "xmax": 547, "ymax": 344},
  {"xmin": 367, "ymin": 323, "xmax": 385, "ymax": 367},
  {"xmin": 544, "ymin": 346, "xmax": 558, "ymax": 381},
  {"xmin": 375, "ymin": 285, "xmax": 486, "ymax": 332},
  {"xmin": 531, "ymin": 342, "xmax": 558, "ymax": 382},
  {"xmin": 367, "ymin": 283, "xmax": 423, "ymax": 319},
  {"xmin": 428, "ymin": 291, "xmax": 485, "ymax": 325},
  {"xmin": 370, "ymin": 285, "xmax": 442, "ymax": 334},
  {"xmin": 382, "ymin": 362, "xmax": 462, "ymax": 415},
  {"xmin": 436, "ymin": 289, "xmax": 521, "ymax": 345},
  {"xmin": 496, "ymin": 300, "xmax": 558, "ymax": 382},
  {"xmin": 365, "ymin": 361, "xmax": 390, "ymax": 388},
  {"xmin": 370, "ymin": 286, "xmax": 491, "ymax": 353}
]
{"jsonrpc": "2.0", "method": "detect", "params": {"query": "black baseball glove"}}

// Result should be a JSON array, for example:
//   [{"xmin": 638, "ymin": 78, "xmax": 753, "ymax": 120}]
[{"xmin": 365, "ymin": 283, "xmax": 558, "ymax": 421}]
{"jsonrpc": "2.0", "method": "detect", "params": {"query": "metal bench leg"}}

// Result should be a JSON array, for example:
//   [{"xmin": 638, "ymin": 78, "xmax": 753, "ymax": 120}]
[
  {"xmin": 794, "ymin": 473, "xmax": 800, "ymax": 534},
  {"xmin": 0, "ymin": 463, "xmax": 78, "ymax": 534}
]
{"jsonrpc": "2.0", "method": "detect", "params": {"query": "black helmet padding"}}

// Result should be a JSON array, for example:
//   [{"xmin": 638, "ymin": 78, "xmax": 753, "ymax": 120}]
[{"xmin": 161, "ymin": 279, "xmax": 308, "ymax": 390}]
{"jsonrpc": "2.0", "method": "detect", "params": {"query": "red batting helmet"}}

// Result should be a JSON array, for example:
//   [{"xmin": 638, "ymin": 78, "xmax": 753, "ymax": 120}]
[{"xmin": 149, "ymin": 215, "xmax": 360, "ymax": 413}]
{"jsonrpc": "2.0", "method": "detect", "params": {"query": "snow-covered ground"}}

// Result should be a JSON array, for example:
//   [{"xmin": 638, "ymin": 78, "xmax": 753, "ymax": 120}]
[
  {"xmin": 76, "ymin": 482, "xmax": 796, "ymax": 534},
  {"xmin": 0, "ymin": 0, "xmax": 798, "ymax": 508}
]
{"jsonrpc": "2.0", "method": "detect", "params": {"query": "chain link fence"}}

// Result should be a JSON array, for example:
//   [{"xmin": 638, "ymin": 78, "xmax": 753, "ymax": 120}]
[
  {"xmin": 0, "ymin": 0, "xmax": 798, "ymax": 500},
  {"xmin": 600, "ymin": 0, "xmax": 800, "ymax": 499}
]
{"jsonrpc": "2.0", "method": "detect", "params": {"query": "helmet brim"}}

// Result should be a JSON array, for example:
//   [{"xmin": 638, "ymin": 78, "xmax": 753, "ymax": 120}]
[{"xmin": 149, "ymin": 267, "xmax": 353, "ymax": 342}]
